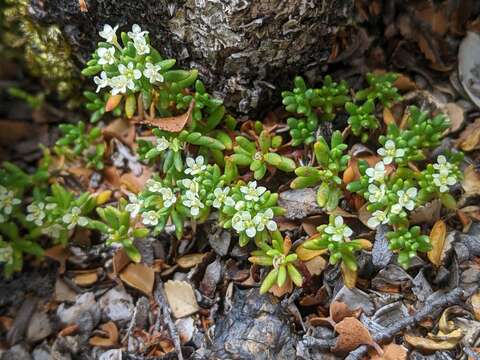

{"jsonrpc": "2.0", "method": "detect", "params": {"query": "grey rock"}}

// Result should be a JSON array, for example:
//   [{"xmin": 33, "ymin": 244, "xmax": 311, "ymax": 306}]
[
  {"xmin": 26, "ymin": 312, "xmax": 53, "ymax": 344},
  {"xmin": 278, "ymin": 189, "xmax": 323, "ymax": 220},
  {"xmin": 212, "ymin": 288, "xmax": 296, "ymax": 359},
  {"xmin": 207, "ymin": 226, "xmax": 231, "ymax": 257},
  {"xmin": 32, "ymin": 345, "xmax": 51, "ymax": 360},
  {"xmin": 99, "ymin": 349, "xmax": 122, "ymax": 360},
  {"xmin": 1, "ymin": 344, "xmax": 32, "ymax": 360},
  {"xmin": 98, "ymin": 286, "xmax": 134, "ymax": 323},
  {"xmin": 57, "ymin": 293, "xmax": 101, "ymax": 334}
]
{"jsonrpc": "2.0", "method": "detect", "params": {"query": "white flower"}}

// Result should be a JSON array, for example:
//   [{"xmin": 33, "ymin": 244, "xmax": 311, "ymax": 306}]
[
  {"xmin": 143, "ymin": 62, "xmax": 164, "ymax": 84},
  {"xmin": 433, "ymin": 172, "xmax": 457, "ymax": 193},
  {"xmin": 433, "ymin": 155, "xmax": 453, "ymax": 174},
  {"xmin": 234, "ymin": 200, "xmax": 246, "ymax": 211},
  {"xmin": 99, "ymin": 24, "xmax": 119, "ymax": 43},
  {"xmin": 146, "ymin": 179, "xmax": 163, "ymax": 193},
  {"xmin": 253, "ymin": 208, "xmax": 277, "ymax": 232},
  {"xmin": 180, "ymin": 179, "xmax": 200, "ymax": 194},
  {"xmin": 365, "ymin": 161, "xmax": 386, "ymax": 184},
  {"xmin": 62, "ymin": 207, "xmax": 89, "ymax": 230},
  {"xmin": 26, "ymin": 202, "xmax": 46, "ymax": 226},
  {"xmin": 155, "ymin": 136, "xmax": 170, "ymax": 152},
  {"xmin": 118, "ymin": 62, "xmax": 142, "ymax": 91},
  {"xmin": 110, "ymin": 75, "xmax": 128, "ymax": 95},
  {"xmin": 94, "ymin": 71, "xmax": 110, "ymax": 93},
  {"xmin": 127, "ymin": 24, "xmax": 148, "ymax": 42},
  {"xmin": 240, "ymin": 181, "xmax": 266, "ymax": 202},
  {"xmin": 0, "ymin": 186, "xmax": 21, "ymax": 216},
  {"xmin": 142, "ymin": 210, "xmax": 159, "ymax": 226},
  {"xmin": 125, "ymin": 193, "xmax": 143, "ymax": 218},
  {"xmin": 133, "ymin": 37, "xmax": 150, "ymax": 56},
  {"xmin": 159, "ymin": 188, "xmax": 176, "ymax": 208},
  {"xmin": 212, "ymin": 187, "xmax": 234, "ymax": 209},
  {"xmin": 367, "ymin": 210, "xmax": 389, "ymax": 229},
  {"xmin": 0, "ymin": 242, "xmax": 13, "ymax": 264},
  {"xmin": 185, "ymin": 156, "xmax": 207, "ymax": 176},
  {"xmin": 182, "ymin": 191, "xmax": 204, "ymax": 217},
  {"xmin": 377, "ymin": 140, "xmax": 405, "ymax": 165},
  {"xmin": 391, "ymin": 187, "xmax": 417, "ymax": 214},
  {"xmin": 232, "ymin": 211, "xmax": 256, "ymax": 238},
  {"xmin": 42, "ymin": 223, "xmax": 63, "ymax": 239},
  {"xmin": 368, "ymin": 184, "xmax": 386, "ymax": 204},
  {"xmin": 97, "ymin": 46, "xmax": 116, "ymax": 65},
  {"xmin": 324, "ymin": 216, "xmax": 353, "ymax": 242}
]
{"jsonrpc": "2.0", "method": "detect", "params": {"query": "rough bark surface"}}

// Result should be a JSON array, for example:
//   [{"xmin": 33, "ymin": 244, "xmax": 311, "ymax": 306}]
[{"xmin": 30, "ymin": 0, "xmax": 354, "ymax": 115}]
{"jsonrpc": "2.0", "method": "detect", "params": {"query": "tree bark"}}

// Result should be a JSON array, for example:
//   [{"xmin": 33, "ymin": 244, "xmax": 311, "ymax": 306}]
[{"xmin": 31, "ymin": 0, "xmax": 354, "ymax": 115}]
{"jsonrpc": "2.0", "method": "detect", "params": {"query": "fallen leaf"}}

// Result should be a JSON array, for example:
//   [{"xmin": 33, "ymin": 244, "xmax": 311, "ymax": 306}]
[
  {"xmin": 55, "ymin": 277, "xmax": 77, "ymax": 302},
  {"xmin": 428, "ymin": 220, "xmax": 447, "ymax": 266},
  {"xmin": 410, "ymin": 200, "xmax": 441, "ymax": 225},
  {"xmin": 457, "ymin": 209, "xmax": 472, "ymax": 233},
  {"xmin": 134, "ymin": 100, "xmax": 194, "ymax": 132},
  {"xmin": 330, "ymin": 301, "xmax": 362, "ymax": 323},
  {"xmin": 120, "ymin": 167, "xmax": 151, "ymax": 193},
  {"xmin": 58, "ymin": 324, "xmax": 79, "ymax": 337},
  {"xmin": 103, "ymin": 117, "xmax": 136, "ymax": 148},
  {"xmin": 333, "ymin": 317, "xmax": 381, "ymax": 354},
  {"xmin": 44, "ymin": 245, "xmax": 71, "ymax": 274},
  {"xmin": 269, "ymin": 277, "xmax": 293, "ymax": 297},
  {"xmin": 457, "ymin": 118, "xmax": 480, "ymax": 151},
  {"xmin": 119, "ymin": 263, "xmax": 154, "ymax": 295},
  {"xmin": 104, "ymin": 166, "xmax": 122, "ymax": 188},
  {"xmin": 176, "ymin": 253, "xmax": 207, "ymax": 269},
  {"xmin": 394, "ymin": 74, "xmax": 417, "ymax": 92},
  {"xmin": 73, "ymin": 271, "xmax": 98, "ymax": 287},
  {"xmin": 462, "ymin": 165, "xmax": 480, "ymax": 196},
  {"xmin": 442, "ymin": 103, "xmax": 464, "ymax": 134},
  {"xmin": 370, "ymin": 343, "xmax": 407, "ymax": 360},
  {"xmin": 304, "ymin": 256, "xmax": 327, "ymax": 276},
  {"xmin": 341, "ymin": 262, "xmax": 357, "ymax": 289},
  {"xmin": 0, "ymin": 316, "xmax": 13, "ymax": 331},
  {"xmin": 89, "ymin": 321, "xmax": 119, "ymax": 348},
  {"xmin": 164, "ymin": 280, "xmax": 200, "ymax": 318},
  {"xmin": 296, "ymin": 244, "xmax": 328, "ymax": 261},
  {"xmin": 78, "ymin": 0, "xmax": 88, "ymax": 12},
  {"xmin": 404, "ymin": 332, "xmax": 459, "ymax": 351},
  {"xmin": 383, "ymin": 107, "xmax": 396, "ymax": 126},
  {"xmin": 112, "ymin": 248, "xmax": 131, "ymax": 275},
  {"xmin": 471, "ymin": 292, "xmax": 480, "ymax": 321}
]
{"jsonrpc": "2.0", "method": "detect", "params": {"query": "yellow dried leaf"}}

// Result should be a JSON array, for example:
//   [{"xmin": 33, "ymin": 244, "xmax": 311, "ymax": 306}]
[
  {"xmin": 341, "ymin": 262, "xmax": 357, "ymax": 289},
  {"xmin": 404, "ymin": 333, "xmax": 459, "ymax": 351},
  {"xmin": 89, "ymin": 321, "xmax": 119, "ymax": 348},
  {"xmin": 73, "ymin": 271, "xmax": 98, "ymax": 287},
  {"xmin": 427, "ymin": 220, "xmax": 447, "ymax": 266},
  {"xmin": 95, "ymin": 190, "xmax": 112, "ymax": 205},
  {"xmin": 296, "ymin": 244, "xmax": 327, "ymax": 261},
  {"xmin": 383, "ymin": 107, "xmax": 396, "ymax": 125}
]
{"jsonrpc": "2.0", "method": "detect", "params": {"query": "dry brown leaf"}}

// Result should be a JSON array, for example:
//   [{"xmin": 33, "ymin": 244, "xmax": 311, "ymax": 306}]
[
  {"xmin": 404, "ymin": 333, "xmax": 459, "ymax": 351},
  {"xmin": 370, "ymin": 343, "xmax": 407, "ymax": 360},
  {"xmin": 470, "ymin": 292, "xmax": 480, "ymax": 321},
  {"xmin": 44, "ymin": 245, "xmax": 71, "ymax": 274},
  {"xmin": 428, "ymin": 220, "xmax": 447, "ymax": 266},
  {"xmin": 112, "ymin": 248, "xmax": 131, "ymax": 275},
  {"xmin": 0, "ymin": 316, "xmax": 13, "ymax": 331},
  {"xmin": 333, "ymin": 317, "xmax": 381, "ymax": 354},
  {"xmin": 104, "ymin": 166, "xmax": 122, "ymax": 188},
  {"xmin": 456, "ymin": 209, "xmax": 472, "ymax": 233},
  {"xmin": 383, "ymin": 107, "xmax": 396, "ymax": 126},
  {"xmin": 340, "ymin": 262, "xmax": 357, "ymax": 289},
  {"xmin": 120, "ymin": 168, "xmax": 152, "ymax": 194},
  {"xmin": 462, "ymin": 165, "xmax": 480, "ymax": 196},
  {"xmin": 269, "ymin": 277, "xmax": 293, "ymax": 297},
  {"xmin": 296, "ymin": 244, "xmax": 327, "ymax": 261},
  {"xmin": 89, "ymin": 321, "xmax": 119, "ymax": 348},
  {"xmin": 457, "ymin": 118, "xmax": 480, "ymax": 151},
  {"xmin": 330, "ymin": 301, "xmax": 362, "ymax": 323},
  {"xmin": 134, "ymin": 100, "xmax": 194, "ymax": 132},
  {"xmin": 119, "ymin": 263, "xmax": 154, "ymax": 295},
  {"xmin": 73, "ymin": 271, "xmax": 98, "ymax": 287},
  {"xmin": 304, "ymin": 256, "xmax": 327, "ymax": 276},
  {"xmin": 176, "ymin": 253, "xmax": 207, "ymax": 269},
  {"xmin": 410, "ymin": 200, "xmax": 441, "ymax": 225},
  {"xmin": 442, "ymin": 103, "xmax": 464, "ymax": 134},
  {"xmin": 394, "ymin": 74, "xmax": 417, "ymax": 92},
  {"xmin": 164, "ymin": 280, "xmax": 200, "ymax": 318},
  {"xmin": 102, "ymin": 117, "xmax": 136, "ymax": 148}
]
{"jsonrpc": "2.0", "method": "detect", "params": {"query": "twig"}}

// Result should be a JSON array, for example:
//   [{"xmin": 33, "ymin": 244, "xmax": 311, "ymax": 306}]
[
  {"xmin": 154, "ymin": 275, "xmax": 184, "ymax": 360},
  {"xmin": 345, "ymin": 288, "xmax": 466, "ymax": 360}
]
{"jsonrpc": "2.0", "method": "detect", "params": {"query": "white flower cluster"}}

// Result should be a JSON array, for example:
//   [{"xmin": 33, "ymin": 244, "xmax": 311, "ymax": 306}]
[
  {"xmin": 231, "ymin": 182, "xmax": 278, "ymax": 239},
  {"xmin": 377, "ymin": 140, "xmax": 405, "ymax": 165},
  {"xmin": 93, "ymin": 24, "xmax": 164, "ymax": 95},
  {"xmin": 432, "ymin": 155, "xmax": 458, "ymax": 193},
  {"xmin": 0, "ymin": 236, "xmax": 13, "ymax": 265},
  {"xmin": 0, "ymin": 185, "xmax": 21, "ymax": 223},
  {"xmin": 324, "ymin": 216, "xmax": 353, "ymax": 242},
  {"xmin": 364, "ymin": 160, "xmax": 419, "ymax": 229}
]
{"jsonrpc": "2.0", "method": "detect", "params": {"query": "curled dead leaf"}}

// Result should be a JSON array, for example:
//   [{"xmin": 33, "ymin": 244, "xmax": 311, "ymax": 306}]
[
  {"xmin": 333, "ymin": 317, "xmax": 382, "ymax": 354},
  {"xmin": 73, "ymin": 271, "xmax": 98, "ymax": 287},
  {"xmin": 119, "ymin": 263, "xmax": 154, "ymax": 295},
  {"xmin": 134, "ymin": 100, "xmax": 194, "ymax": 132},
  {"xmin": 89, "ymin": 321, "xmax": 119, "ymax": 348},
  {"xmin": 404, "ymin": 332, "xmax": 459, "ymax": 351},
  {"xmin": 44, "ymin": 245, "xmax": 71, "ymax": 274},
  {"xmin": 427, "ymin": 220, "xmax": 447, "ymax": 267},
  {"xmin": 457, "ymin": 118, "xmax": 480, "ymax": 152}
]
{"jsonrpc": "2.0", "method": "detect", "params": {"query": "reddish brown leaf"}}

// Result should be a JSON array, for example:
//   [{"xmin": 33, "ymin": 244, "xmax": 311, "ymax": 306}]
[
  {"xmin": 333, "ymin": 317, "xmax": 382, "ymax": 354},
  {"xmin": 134, "ymin": 100, "xmax": 194, "ymax": 132}
]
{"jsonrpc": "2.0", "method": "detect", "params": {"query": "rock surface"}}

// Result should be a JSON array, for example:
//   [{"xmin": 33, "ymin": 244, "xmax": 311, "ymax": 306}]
[{"xmin": 31, "ymin": 0, "xmax": 354, "ymax": 115}]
